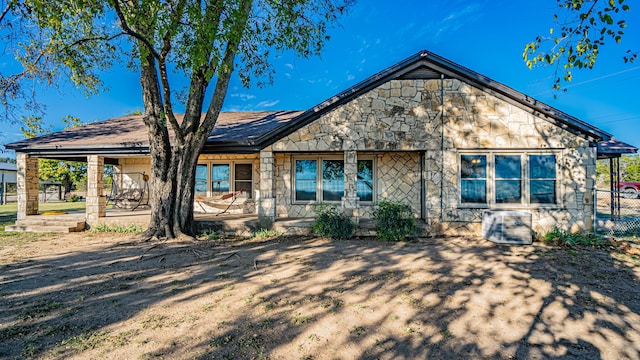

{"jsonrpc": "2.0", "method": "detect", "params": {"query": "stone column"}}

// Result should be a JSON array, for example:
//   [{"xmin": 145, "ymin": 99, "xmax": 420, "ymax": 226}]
[
  {"xmin": 86, "ymin": 155, "xmax": 106, "ymax": 221},
  {"xmin": 342, "ymin": 150, "xmax": 360, "ymax": 223},
  {"xmin": 258, "ymin": 150, "xmax": 276, "ymax": 220},
  {"xmin": 16, "ymin": 153, "xmax": 39, "ymax": 219}
]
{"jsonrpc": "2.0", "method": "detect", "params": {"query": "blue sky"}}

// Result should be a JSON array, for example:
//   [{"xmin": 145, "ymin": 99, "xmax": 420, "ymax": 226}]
[{"xmin": 2, "ymin": 0, "xmax": 639, "ymax": 150}]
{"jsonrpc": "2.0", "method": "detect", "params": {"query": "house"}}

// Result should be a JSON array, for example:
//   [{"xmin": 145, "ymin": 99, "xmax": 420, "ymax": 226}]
[{"xmin": 5, "ymin": 50, "xmax": 636, "ymax": 237}]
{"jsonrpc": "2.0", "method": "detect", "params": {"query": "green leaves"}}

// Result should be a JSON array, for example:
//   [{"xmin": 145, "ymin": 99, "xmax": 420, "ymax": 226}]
[{"xmin": 523, "ymin": 0, "xmax": 636, "ymax": 90}]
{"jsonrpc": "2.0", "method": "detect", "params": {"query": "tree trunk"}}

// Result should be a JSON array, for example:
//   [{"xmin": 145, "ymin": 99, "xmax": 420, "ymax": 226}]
[{"xmin": 138, "ymin": 52, "xmax": 179, "ymax": 239}]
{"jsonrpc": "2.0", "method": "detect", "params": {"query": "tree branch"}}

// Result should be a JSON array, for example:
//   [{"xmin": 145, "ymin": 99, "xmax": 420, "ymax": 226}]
[{"xmin": 111, "ymin": 0, "xmax": 161, "ymax": 60}]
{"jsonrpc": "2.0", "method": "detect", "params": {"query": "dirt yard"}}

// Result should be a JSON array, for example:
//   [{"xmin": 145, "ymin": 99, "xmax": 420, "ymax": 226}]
[{"xmin": 1, "ymin": 232, "xmax": 639, "ymax": 359}]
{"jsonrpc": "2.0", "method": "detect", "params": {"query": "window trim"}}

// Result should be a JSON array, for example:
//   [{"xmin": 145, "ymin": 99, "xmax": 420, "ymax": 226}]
[
  {"xmin": 292, "ymin": 155, "xmax": 376, "ymax": 204},
  {"xmin": 458, "ymin": 150, "xmax": 561, "ymax": 208},
  {"xmin": 195, "ymin": 160, "xmax": 254, "ymax": 198}
]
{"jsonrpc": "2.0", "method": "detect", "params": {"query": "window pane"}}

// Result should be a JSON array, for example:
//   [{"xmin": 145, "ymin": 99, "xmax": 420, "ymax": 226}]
[
  {"xmin": 495, "ymin": 155, "xmax": 521, "ymax": 203},
  {"xmin": 295, "ymin": 160, "xmax": 317, "ymax": 201},
  {"xmin": 195, "ymin": 164, "xmax": 207, "ymax": 196},
  {"xmin": 195, "ymin": 182, "xmax": 207, "ymax": 196},
  {"xmin": 196, "ymin": 164, "xmax": 208, "ymax": 181},
  {"xmin": 461, "ymin": 155, "xmax": 486, "ymax": 203},
  {"xmin": 461, "ymin": 155, "xmax": 486, "ymax": 179},
  {"xmin": 530, "ymin": 155, "xmax": 556, "ymax": 179},
  {"xmin": 529, "ymin": 155, "xmax": 556, "ymax": 204},
  {"xmin": 496, "ymin": 180, "xmax": 521, "ymax": 203},
  {"xmin": 531, "ymin": 180, "xmax": 556, "ymax": 204},
  {"xmin": 322, "ymin": 160, "xmax": 344, "ymax": 201},
  {"xmin": 211, "ymin": 164, "xmax": 230, "ymax": 192},
  {"xmin": 235, "ymin": 164, "xmax": 252, "ymax": 181},
  {"xmin": 461, "ymin": 180, "xmax": 486, "ymax": 203},
  {"xmin": 495, "ymin": 155, "xmax": 520, "ymax": 179},
  {"xmin": 357, "ymin": 160, "xmax": 373, "ymax": 202}
]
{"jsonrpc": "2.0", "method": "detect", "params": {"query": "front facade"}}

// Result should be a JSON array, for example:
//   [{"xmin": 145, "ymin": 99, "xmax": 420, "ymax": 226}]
[{"xmin": 7, "ymin": 51, "xmax": 623, "ymax": 236}]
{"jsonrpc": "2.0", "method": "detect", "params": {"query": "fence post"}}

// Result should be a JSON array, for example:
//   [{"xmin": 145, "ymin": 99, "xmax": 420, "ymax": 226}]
[{"xmin": 593, "ymin": 188, "xmax": 597, "ymax": 234}]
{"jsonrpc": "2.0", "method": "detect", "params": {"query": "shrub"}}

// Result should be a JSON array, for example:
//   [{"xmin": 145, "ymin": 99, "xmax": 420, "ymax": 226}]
[
  {"xmin": 66, "ymin": 194, "xmax": 82, "ymax": 202},
  {"xmin": 311, "ymin": 203, "xmax": 354, "ymax": 240},
  {"xmin": 372, "ymin": 199, "xmax": 420, "ymax": 241},
  {"xmin": 90, "ymin": 223, "xmax": 143, "ymax": 233},
  {"xmin": 541, "ymin": 227, "xmax": 607, "ymax": 247}
]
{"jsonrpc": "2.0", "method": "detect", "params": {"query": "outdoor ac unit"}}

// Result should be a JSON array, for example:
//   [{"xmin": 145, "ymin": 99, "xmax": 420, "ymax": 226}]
[{"xmin": 482, "ymin": 210, "xmax": 532, "ymax": 244}]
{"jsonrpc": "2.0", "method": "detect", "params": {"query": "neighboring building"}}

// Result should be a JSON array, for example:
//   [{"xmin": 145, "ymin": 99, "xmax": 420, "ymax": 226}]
[
  {"xmin": 0, "ymin": 162, "xmax": 17, "ymax": 204},
  {"xmin": 5, "ymin": 50, "xmax": 636, "ymax": 236}
]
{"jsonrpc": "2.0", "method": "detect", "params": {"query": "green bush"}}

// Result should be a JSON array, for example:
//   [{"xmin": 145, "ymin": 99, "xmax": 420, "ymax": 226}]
[
  {"xmin": 541, "ymin": 227, "xmax": 607, "ymax": 247},
  {"xmin": 372, "ymin": 199, "xmax": 420, "ymax": 241},
  {"xmin": 311, "ymin": 203, "xmax": 354, "ymax": 240}
]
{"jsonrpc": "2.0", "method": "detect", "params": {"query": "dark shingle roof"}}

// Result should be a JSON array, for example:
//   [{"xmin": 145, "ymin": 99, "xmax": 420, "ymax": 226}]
[{"xmin": 5, "ymin": 111, "xmax": 302, "ymax": 156}]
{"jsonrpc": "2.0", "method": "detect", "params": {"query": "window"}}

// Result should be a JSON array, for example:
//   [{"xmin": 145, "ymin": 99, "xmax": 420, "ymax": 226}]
[
  {"xmin": 195, "ymin": 164, "xmax": 208, "ymax": 196},
  {"xmin": 234, "ymin": 164, "xmax": 252, "ymax": 197},
  {"xmin": 196, "ymin": 162, "xmax": 253, "ymax": 198},
  {"xmin": 459, "ymin": 152, "xmax": 558, "ymax": 206},
  {"xmin": 460, "ymin": 155, "xmax": 487, "ymax": 203},
  {"xmin": 295, "ymin": 160, "xmax": 317, "ymax": 201},
  {"xmin": 529, "ymin": 155, "xmax": 556, "ymax": 204},
  {"xmin": 294, "ymin": 157, "xmax": 374, "ymax": 203},
  {"xmin": 495, "ymin": 155, "xmax": 521, "ymax": 204},
  {"xmin": 211, "ymin": 164, "xmax": 230, "ymax": 194},
  {"xmin": 357, "ymin": 160, "xmax": 374, "ymax": 202}
]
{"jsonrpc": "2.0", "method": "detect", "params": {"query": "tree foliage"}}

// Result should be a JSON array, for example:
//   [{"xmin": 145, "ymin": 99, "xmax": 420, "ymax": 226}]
[
  {"xmin": 20, "ymin": 115, "xmax": 86, "ymax": 195},
  {"xmin": 18, "ymin": 0, "xmax": 352, "ymax": 239},
  {"xmin": 596, "ymin": 154, "xmax": 640, "ymax": 187},
  {"xmin": 524, "ymin": 0, "xmax": 636, "ymax": 90}
]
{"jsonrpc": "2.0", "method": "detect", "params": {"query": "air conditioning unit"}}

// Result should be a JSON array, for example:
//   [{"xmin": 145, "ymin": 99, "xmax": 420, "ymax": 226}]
[{"xmin": 482, "ymin": 210, "xmax": 532, "ymax": 244}]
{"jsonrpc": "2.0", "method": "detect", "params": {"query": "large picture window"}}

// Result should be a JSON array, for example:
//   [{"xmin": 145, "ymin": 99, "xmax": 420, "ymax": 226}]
[
  {"xmin": 294, "ymin": 156, "xmax": 374, "ymax": 203},
  {"xmin": 459, "ymin": 152, "xmax": 558, "ymax": 206}
]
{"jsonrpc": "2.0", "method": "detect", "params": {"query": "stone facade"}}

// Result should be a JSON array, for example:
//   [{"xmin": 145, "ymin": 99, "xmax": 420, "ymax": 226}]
[
  {"xmin": 86, "ymin": 155, "xmax": 106, "ymax": 221},
  {"xmin": 269, "ymin": 78, "xmax": 596, "ymax": 234},
  {"xmin": 16, "ymin": 153, "xmax": 39, "ymax": 219}
]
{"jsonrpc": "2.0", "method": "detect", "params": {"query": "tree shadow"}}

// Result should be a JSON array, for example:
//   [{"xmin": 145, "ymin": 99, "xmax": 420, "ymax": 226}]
[{"xmin": 0, "ymin": 234, "xmax": 638, "ymax": 359}]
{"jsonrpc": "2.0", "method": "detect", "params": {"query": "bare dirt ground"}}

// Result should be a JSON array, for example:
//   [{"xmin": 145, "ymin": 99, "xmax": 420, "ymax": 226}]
[{"xmin": 1, "ymin": 232, "xmax": 639, "ymax": 360}]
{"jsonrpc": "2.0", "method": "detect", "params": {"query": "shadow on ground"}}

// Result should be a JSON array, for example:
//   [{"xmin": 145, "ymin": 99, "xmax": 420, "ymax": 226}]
[{"xmin": 0, "ymin": 233, "xmax": 639, "ymax": 359}]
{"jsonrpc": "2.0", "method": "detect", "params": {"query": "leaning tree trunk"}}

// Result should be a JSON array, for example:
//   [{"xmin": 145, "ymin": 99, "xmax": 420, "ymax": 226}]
[{"xmin": 138, "ymin": 53, "xmax": 180, "ymax": 239}]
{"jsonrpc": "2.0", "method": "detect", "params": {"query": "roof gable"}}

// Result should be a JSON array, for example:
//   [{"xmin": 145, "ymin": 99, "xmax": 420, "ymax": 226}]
[{"xmin": 254, "ymin": 51, "xmax": 612, "ymax": 148}]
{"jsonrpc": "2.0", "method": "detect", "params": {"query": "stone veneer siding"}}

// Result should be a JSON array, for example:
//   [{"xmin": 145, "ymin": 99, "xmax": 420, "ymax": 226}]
[{"xmin": 271, "ymin": 78, "xmax": 596, "ymax": 235}]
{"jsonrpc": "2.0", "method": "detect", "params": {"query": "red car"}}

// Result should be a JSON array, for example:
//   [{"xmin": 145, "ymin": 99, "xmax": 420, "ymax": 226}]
[{"xmin": 618, "ymin": 181, "xmax": 640, "ymax": 198}]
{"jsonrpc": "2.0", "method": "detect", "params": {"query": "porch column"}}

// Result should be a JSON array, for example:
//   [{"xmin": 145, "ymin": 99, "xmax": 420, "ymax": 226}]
[
  {"xmin": 16, "ymin": 153, "xmax": 39, "ymax": 219},
  {"xmin": 258, "ymin": 150, "xmax": 276, "ymax": 220},
  {"xmin": 86, "ymin": 155, "xmax": 106, "ymax": 221},
  {"xmin": 342, "ymin": 150, "xmax": 360, "ymax": 223}
]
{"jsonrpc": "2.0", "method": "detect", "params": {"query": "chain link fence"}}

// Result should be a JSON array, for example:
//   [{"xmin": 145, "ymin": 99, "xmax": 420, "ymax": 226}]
[{"xmin": 595, "ymin": 189, "xmax": 640, "ymax": 236}]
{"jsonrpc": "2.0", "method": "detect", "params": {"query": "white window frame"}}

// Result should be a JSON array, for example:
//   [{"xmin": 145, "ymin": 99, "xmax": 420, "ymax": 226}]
[
  {"xmin": 195, "ymin": 161, "xmax": 254, "ymax": 198},
  {"xmin": 458, "ymin": 151, "xmax": 561, "ymax": 208}
]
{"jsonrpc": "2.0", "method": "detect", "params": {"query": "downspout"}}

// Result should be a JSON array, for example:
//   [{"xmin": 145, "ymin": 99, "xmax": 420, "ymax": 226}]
[
  {"xmin": 439, "ymin": 74, "xmax": 445, "ymax": 222},
  {"xmin": 420, "ymin": 151, "xmax": 425, "ymax": 220}
]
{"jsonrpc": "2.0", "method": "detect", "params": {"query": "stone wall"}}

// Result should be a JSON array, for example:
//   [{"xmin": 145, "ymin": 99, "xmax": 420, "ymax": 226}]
[{"xmin": 270, "ymin": 78, "xmax": 596, "ymax": 234}]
